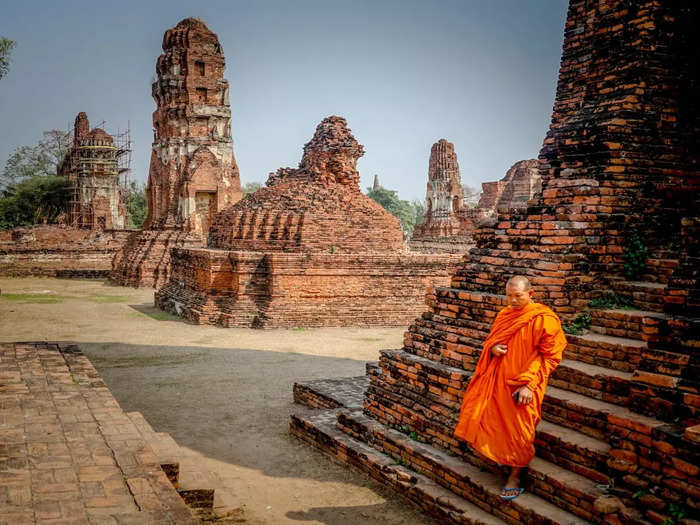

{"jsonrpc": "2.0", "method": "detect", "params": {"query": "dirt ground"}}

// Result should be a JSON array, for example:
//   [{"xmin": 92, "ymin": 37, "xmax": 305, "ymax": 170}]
[{"xmin": 0, "ymin": 277, "xmax": 433, "ymax": 525}]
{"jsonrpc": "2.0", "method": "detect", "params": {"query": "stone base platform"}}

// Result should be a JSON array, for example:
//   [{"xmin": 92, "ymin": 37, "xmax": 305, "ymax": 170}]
[
  {"xmin": 0, "ymin": 226, "xmax": 133, "ymax": 278},
  {"xmin": 0, "ymin": 341, "xmax": 224, "ymax": 524},
  {"xmin": 155, "ymin": 248, "xmax": 462, "ymax": 328}
]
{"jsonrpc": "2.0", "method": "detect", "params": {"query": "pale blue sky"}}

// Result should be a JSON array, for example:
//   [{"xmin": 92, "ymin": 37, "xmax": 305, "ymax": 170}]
[{"xmin": 0, "ymin": 0, "xmax": 568, "ymax": 201}]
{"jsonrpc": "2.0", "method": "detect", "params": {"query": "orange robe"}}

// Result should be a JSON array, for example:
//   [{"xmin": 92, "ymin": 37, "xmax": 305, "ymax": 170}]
[{"xmin": 454, "ymin": 302, "xmax": 567, "ymax": 467}]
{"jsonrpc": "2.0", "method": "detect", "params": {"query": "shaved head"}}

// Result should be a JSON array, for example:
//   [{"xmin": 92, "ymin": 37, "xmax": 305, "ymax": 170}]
[{"xmin": 506, "ymin": 275, "xmax": 531, "ymax": 291}]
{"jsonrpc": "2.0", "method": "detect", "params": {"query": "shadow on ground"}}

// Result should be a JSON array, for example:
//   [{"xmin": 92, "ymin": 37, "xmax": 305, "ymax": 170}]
[{"xmin": 79, "ymin": 342, "xmax": 377, "ymax": 483}]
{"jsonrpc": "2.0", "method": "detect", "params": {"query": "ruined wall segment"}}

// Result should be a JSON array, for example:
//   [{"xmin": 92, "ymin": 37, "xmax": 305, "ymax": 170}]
[
  {"xmin": 111, "ymin": 18, "xmax": 242, "ymax": 288},
  {"xmin": 0, "ymin": 226, "xmax": 132, "ymax": 278},
  {"xmin": 58, "ymin": 112, "xmax": 128, "ymax": 230},
  {"xmin": 156, "ymin": 116, "xmax": 461, "ymax": 327}
]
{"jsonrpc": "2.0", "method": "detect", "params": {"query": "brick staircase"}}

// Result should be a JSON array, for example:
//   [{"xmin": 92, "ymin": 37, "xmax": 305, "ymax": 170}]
[
  {"xmin": 291, "ymin": 276, "xmax": 698, "ymax": 524},
  {"xmin": 125, "ymin": 411, "xmax": 241, "ymax": 522}
]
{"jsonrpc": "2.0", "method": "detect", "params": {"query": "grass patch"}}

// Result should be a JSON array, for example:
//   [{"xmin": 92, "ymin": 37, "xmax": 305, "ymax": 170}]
[
  {"xmin": 90, "ymin": 354, "xmax": 200, "ymax": 369},
  {"xmin": 563, "ymin": 313, "xmax": 592, "ymax": 335},
  {"xmin": 147, "ymin": 311, "xmax": 179, "ymax": 321},
  {"xmin": 291, "ymin": 327, "xmax": 312, "ymax": 332},
  {"xmin": 0, "ymin": 293, "xmax": 70, "ymax": 304},
  {"xmin": 589, "ymin": 291, "xmax": 634, "ymax": 310},
  {"xmin": 86, "ymin": 294, "xmax": 134, "ymax": 303}
]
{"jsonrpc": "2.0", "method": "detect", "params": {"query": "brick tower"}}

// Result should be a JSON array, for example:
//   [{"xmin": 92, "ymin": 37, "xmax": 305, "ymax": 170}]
[
  {"xmin": 412, "ymin": 139, "xmax": 464, "ymax": 240},
  {"xmin": 291, "ymin": 1, "xmax": 700, "ymax": 523},
  {"xmin": 111, "ymin": 18, "xmax": 242, "ymax": 287},
  {"xmin": 145, "ymin": 17, "xmax": 241, "ymax": 233}
]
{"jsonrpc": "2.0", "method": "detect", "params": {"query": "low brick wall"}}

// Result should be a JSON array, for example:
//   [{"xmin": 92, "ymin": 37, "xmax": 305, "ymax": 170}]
[
  {"xmin": 155, "ymin": 248, "xmax": 462, "ymax": 328},
  {"xmin": 0, "ymin": 225, "xmax": 133, "ymax": 278}
]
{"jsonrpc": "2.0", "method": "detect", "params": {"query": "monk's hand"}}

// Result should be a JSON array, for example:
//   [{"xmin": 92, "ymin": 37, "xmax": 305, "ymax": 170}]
[
  {"xmin": 514, "ymin": 386, "xmax": 534, "ymax": 405},
  {"xmin": 491, "ymin": 344, "xmax": 507, "ymax": 357}
]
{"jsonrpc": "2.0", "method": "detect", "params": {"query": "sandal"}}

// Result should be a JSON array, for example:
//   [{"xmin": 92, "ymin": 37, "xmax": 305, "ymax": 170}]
[{"xmin": 500, "ymin": 487, "xmax": 525, "ymax": 500}]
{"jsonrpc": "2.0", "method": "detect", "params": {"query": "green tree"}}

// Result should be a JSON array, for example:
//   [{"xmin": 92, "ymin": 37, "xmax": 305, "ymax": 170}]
[
  {"xmin": 366, "ymin": 186, "xmax": 419, "ymax": 236},
  {"xmin": 125, "ymin": 181, "xmax": 147, "ymax": 229},
  {"xmin": 413, "ymin": 199, "xmax": 426, "ymax": 226},
  {"xmin": 242, "ymin": 181, "xmax": 262, "ymax": 197},
  {"xmin": 0, "ymin": 175, "xmax": 70, "ymax": 230},
  {"xmin": 0, "ymin": 37, "xmax": 15, "ymax": 80},
  {"xmin": 1, "ymin": 129, "xmax": 72, "ymax": 190}
]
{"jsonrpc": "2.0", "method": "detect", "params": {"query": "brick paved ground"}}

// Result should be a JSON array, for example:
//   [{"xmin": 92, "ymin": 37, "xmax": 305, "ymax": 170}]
[{"xmin": 0, "ymin": 341, "xmax": 198, "ymax": 525}]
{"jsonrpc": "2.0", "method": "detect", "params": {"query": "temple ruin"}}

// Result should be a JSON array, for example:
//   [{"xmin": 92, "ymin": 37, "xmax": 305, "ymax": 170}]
[
  {"xmin": 58, "ymin": 112, "xmax": 129, "ymax": 230},
  {"xmin": 410, "ymin": 139, "xmax": 540, "ymax": 253},
  {"xmin": 155, "ymin": 116, "xmax": 462, "ymax": 328},
  {"xmin": 111, "ymin": 18, "xmax": 242, "ymax": 288},
  {"xmin": 292, "ymin": 1, "xmax": 699, "ymax": 524},
  {"xmin": 0, "ymin": 113, "xmax": 133, "ymax": 277}
]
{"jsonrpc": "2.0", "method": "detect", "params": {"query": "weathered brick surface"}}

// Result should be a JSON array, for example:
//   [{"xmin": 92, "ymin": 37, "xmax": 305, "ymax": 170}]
[
  {"xmin": 0, "ymin": 342, "xmax": 198, "ymax": 524},
  {"xmin": 0, "ymin": 225, "xmax": 132, "ymax": 278},
  {"xmin": 156, "ymin": 117, "xmax": 462, "ymax": 327},
  {"xmin": 111, "ymin": 18, "xmax": 242, "ymax": 288},
  {"xmin": 291, "ymin": 1, "xmax": 700, "ymax": 523},
  {"xmin": 58, "ymin": 112, "xmax": 129, "ymax": 230}
]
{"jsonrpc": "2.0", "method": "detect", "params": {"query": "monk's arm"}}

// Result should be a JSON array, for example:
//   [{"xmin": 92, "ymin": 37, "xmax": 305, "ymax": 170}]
[{"xmin": 513, "ymin": 315, "xmax": 567, "ymax": 391}]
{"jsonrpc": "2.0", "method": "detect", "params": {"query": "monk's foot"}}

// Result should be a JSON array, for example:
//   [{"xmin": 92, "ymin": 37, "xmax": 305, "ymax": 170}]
[{"xmin": 500, "ymin": 487, "xmax": 525, "ymax": 500}]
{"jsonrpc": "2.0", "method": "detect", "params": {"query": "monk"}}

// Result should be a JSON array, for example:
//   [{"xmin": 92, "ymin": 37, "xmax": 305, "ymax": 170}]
[{"xmin": 454, "ymin": 275, "xmax": 567, "ymax": 500}]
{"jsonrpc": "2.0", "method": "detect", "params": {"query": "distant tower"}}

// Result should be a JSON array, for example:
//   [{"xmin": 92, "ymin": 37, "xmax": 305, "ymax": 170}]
[
  {"xmin": 372, "ymin": 174, "xmax": 380, "ymax": 190},
  {"xmin": 412, "ymin": 139, "xmax": 463, "ymax": 239},
  {"xmin": 58, "ymin": 112, "xmax": 128, "ymax": 230},
  {"xmin": 144, "ymin": 17, "xmax": 242, "ymax": 236}
]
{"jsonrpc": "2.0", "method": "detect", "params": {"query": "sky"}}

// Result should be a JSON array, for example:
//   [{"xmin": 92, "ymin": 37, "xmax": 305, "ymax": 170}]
[{"xmin": 0, "ymin": 0, "xmax": 568, "ymax": 202}]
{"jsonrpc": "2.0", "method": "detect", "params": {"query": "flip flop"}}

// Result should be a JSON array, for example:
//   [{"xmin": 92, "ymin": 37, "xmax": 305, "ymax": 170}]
[{"xmin": 500, "ymin": 487, "xmax": 525, "ymax": 500}]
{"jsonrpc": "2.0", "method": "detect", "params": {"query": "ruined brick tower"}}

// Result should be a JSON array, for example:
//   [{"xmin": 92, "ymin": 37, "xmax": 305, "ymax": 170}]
[
  {"xmin": 58, "ymin": 112, "xmax": 128, "ymax": 230},
  {"xmin": 145, "ymin": 17, "xmax": 241, "ymax": 234},
  {"xmin": 292, "ymin": 1, "xmax": 700, "ymax": 523},
  {"xmin": 111, "ymin": 18, "xmax": 242, "ymax": 287},
  {"xmin": 412, "ymin": 139, "xmax": 464, "ymax": 239}
]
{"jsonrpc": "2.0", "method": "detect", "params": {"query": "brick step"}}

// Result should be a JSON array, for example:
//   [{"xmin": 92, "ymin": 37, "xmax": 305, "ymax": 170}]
[
  {"xmin": 588, "ymin": 308, "xmax": 669, "ymax": 343},
  {"xmin": 365, "ymin": 351, "xmax": 615, "ymax": 483},
  {"xmin": 293, "ymin": 374, "xmax": 613, "ymax": 486},
  {"xmin": 542, "ymin": 385, "xmax": 668, "ymax": 442},
  {"xmin": 126, "ymin": 412, "xmax": 181, "ymax": 485},
  {"xmin": 535, "ymin": 420, "xmax": 611, "ymax": 485},
  {"xmin": 125, "ymin": 411, "xmax": 218, "ymax": 519},
  {"xmin": 336, "ymin": 409, "xmax": 596, "ymax": 524},
  {"xmin": 608, "ymin": 280, "xmax": 667, "ymax": 313},
  {"xmin": 641, "ymin": 258, "xmax": 680, "ymax": 285},
  {"xmin": 373, "ymin": 349, "xmax": 670, "ymax": 443},
  {"xmin": 564, "ymin": 332, "xmax": 646, "ymax": 372},
  {"xmin": 550, "ymin": 359, "xmax": 632, "ymax": 405},
  {"xmin": 290, "ymin": 410, "xmax": 509, "ymax": 525}
]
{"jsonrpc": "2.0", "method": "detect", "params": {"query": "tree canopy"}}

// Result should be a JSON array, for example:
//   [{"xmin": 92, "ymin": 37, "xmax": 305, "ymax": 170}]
[
  {"xmin": 0, "ymin": 37, "xmax": 15, "ymax": 80},
  {"xmin": 366, "ymin": 185, "xmax": 424, "ymax": 237},
  {"xmin": 125, "ymin": 181, "xmax": 147, "ymax": 229},
  {"xmin": 0, "ymin": 175, "xmax": 70, "ymax": 230}
]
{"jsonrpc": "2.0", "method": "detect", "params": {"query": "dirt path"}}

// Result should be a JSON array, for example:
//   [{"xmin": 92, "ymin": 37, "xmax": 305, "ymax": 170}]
[{"xmin": 0, "ymin": 278, "xmax": 433, "ymax": 525}]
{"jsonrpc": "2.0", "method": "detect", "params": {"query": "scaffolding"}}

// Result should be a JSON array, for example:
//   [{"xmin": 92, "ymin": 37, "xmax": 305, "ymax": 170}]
[{"xmin": 59, "ymin": 119, "xmax": 132, "ymax": 229}]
